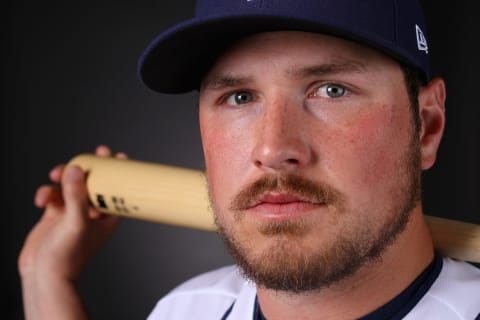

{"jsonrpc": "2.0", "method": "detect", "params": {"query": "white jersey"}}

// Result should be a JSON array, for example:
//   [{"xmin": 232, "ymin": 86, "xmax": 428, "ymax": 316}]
[{"xmin": 147, "ymin": 257, "xmax": 480, "ymax": 320}]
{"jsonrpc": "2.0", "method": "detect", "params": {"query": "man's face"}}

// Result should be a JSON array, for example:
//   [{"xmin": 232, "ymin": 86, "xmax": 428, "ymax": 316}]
[{"xmin": 199, "ymin": 31, "xmax": 421, "ymax": 292}]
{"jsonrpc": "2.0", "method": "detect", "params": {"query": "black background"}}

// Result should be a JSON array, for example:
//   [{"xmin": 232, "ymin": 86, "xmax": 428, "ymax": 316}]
[{"xmin": 3, "ymin": 1, "xmax": 479, "ymax": 319}]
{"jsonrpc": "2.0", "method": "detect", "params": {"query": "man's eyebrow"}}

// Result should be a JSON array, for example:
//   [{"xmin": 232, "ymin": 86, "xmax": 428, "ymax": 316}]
[
  {"xmin": 201, "ymin": 75, "xmax": 253, "ymax": 91},
  {"xmin": 201, "ymin": 62, "xmax": 366, "ymax": 90},
  {"xmin": 287, "ymin": 62, "xmax": 367, "ymax": 78}
]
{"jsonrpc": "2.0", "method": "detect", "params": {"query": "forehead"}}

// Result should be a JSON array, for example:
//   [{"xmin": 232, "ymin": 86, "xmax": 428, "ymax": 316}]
[{"xmin": 201, "ymin": 31, "xmax": 401, "ymax": 88}]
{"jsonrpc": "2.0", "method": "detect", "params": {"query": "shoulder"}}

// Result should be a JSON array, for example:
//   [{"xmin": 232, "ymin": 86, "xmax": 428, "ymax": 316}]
[
  {"xmin": 407, "ymin": 257, "xmax": 480, "ymax": 320},
  {"xmin": 147, "ymin": 265, "xmax": 255, "ymax": 320}
]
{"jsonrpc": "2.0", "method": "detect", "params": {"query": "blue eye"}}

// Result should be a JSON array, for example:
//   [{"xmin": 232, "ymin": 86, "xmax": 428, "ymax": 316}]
[
  {"xmin": 315, "ymin": 84, "xmax": 347, "ymax": 98},
  {"xmin": 226, "ymin": 91, "xmax": 253, "ymax": 106}
]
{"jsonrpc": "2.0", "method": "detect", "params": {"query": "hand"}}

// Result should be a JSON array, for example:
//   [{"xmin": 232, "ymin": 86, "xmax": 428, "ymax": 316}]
[{"xmin": 18, "ymin": 145, "xmax": 126, "ymax": 319}]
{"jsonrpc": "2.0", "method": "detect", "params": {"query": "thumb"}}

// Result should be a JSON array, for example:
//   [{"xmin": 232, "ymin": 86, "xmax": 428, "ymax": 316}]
[{"xmin": 62, "ymin": 165, "xmax": 90, "ymax": 225}]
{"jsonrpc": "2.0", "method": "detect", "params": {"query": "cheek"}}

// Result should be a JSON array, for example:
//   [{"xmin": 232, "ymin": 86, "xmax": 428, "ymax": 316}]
[
  {"xmin": 201, "ymin": 123, "xmax": 251, "ymax": 205},
  {"xmin": 326, "ymin": 105, "xmax": 410, "ymax": 192}
]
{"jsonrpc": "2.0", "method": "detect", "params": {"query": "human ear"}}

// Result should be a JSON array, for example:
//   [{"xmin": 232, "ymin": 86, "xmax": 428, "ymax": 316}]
[{"xmin": 418, "ymin": 77, "xmax": 446, "ymax": 170}]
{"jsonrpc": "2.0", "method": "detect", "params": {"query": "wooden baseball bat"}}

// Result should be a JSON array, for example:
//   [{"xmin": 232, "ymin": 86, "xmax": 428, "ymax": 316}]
[{"xmin": 65, "ymin": 154, "xmax": 480, "ymax": 263}]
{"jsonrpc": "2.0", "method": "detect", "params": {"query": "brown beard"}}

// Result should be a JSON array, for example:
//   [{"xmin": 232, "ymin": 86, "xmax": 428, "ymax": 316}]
[{"xmin": 211, "ymin": 132, "xmax": 422, "ymax": 293}]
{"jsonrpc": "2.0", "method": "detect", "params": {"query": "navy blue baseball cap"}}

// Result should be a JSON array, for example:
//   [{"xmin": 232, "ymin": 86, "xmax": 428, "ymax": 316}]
[{"xmin": 138, "ymin": 0, "xmax": 431, "ymax": 94}]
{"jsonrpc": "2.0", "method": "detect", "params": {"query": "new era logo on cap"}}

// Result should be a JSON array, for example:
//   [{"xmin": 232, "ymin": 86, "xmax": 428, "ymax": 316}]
[{"xmin": 416, "ymin": 24, "xmax": 428, "ymax": 54}]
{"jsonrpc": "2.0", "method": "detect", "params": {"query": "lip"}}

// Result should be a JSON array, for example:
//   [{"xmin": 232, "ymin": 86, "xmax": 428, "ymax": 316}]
[{"xmin": 247, "ymin": 193, "xmax": 325, "ymax": 221}]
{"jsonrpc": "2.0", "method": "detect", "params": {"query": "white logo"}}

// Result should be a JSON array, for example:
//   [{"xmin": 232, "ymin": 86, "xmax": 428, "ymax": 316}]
[{"xmin": 416, "ymin": 24, "xmax": 428, "ymax": 54}]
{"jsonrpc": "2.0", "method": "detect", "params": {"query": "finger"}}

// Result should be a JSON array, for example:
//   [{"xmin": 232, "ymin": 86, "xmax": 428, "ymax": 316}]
[
  {"xmin": 96, "ymin": 145, "xmax": 112, "ymax": 157},
  {"xmin": 87, "ymin": 209, "xmax": 120, "ymax": 235},
  {"xmin": 115, "ymin": 152, "xmax": 128, "ymax": 159},
  {"xmin": 88, "ymin": 207, "xmax": 111, "ymax": 219},
  {"xmin": 49, "ymin": 164, "xmax": 65, "ymax": 183},
  {"xmin": 62, "ymin": 166, "xmax": 89, "ymax": 225},
  {"xmin": 34, "ymin": 185, "xmax": 63, "ymax": 208},
  {"xmin": 88, "ymin": 209, "xmax": 103, "ymax": 219}
]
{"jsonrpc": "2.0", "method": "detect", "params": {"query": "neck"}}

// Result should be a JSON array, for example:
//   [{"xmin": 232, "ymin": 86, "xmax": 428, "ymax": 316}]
[{"xmin": 256, "ymin": 207, "xmax": 434, "ymax": 320}]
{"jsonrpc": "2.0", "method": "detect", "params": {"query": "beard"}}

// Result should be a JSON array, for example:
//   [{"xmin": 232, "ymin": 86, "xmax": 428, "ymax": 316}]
[{"xmin": 210, "ymin": 133, "xmax": 422, "ymax": 293}]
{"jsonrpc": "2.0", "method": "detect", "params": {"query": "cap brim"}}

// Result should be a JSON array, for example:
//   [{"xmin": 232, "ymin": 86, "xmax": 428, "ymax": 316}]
[{"xmin": 138, "ymin": 14, "xmax": 421, "ymax": 94}]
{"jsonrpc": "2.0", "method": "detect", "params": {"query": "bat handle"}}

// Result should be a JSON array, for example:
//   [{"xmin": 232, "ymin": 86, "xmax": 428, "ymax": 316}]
[{"xmin": 65, "ymin": 153, "xmax": 216, "ymax": 231}]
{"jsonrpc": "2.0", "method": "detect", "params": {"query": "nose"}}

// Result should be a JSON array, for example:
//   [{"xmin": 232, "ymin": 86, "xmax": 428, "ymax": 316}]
[{"xmin": 251, "ymin": 98, "xmax": 312, "ymax": 172}]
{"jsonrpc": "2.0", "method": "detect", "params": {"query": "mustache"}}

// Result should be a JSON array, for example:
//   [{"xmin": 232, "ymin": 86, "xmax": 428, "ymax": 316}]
[{"xmin": 229, "ymin": 174, "xmax": 344, "ymax": 212}]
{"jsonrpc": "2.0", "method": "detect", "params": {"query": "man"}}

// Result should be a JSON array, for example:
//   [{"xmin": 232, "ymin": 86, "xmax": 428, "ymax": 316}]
[{"xmin": 18, "ymin": 0, "xmax": 480, "ymax": 319}]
